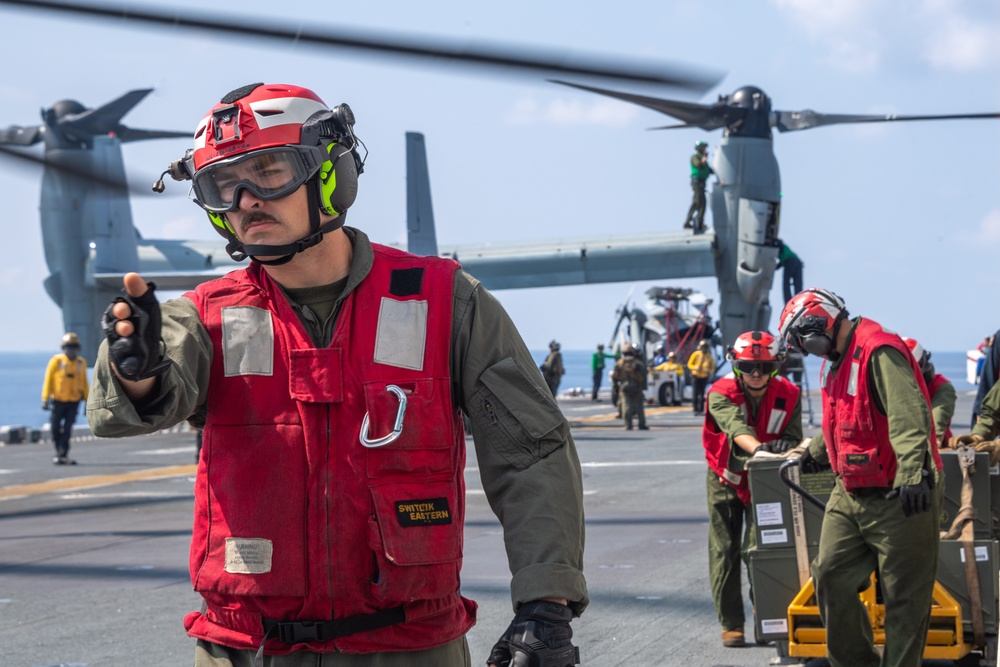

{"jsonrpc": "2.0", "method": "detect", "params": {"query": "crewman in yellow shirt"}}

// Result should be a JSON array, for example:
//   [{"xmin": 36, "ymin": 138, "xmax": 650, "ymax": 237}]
[
  {"xmin": 41, "ymin": 332, "xmax": 88, "ymax": 464},
  {"xmin": 687, "ymin": 339, "xmax": 716, "ymax": 415}
]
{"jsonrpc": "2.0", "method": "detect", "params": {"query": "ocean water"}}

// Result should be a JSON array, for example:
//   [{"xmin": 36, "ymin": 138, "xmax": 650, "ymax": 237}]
[{"xmin": 0, "ymin": 350, "xmax": 977, "ymax": 428}]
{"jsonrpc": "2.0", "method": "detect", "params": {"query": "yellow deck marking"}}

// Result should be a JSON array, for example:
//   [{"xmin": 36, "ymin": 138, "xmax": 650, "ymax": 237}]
[{"xmin": 0, "ymin": 464, "xmax": 197, "ymax": 500}]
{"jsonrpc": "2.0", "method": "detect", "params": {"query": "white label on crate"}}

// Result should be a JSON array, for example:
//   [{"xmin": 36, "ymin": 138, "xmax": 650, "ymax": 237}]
[
  {"xmin": 760, "ymin": 528, "xmax": 788, "ymax": 545},
  {"xmin": 755, "ymin": 502, "xmax": 784, "ymax": 526},
  {"xmin": 760, "ymin": 618, "xmax": 788, "ymax": 634},
  {"xmin": 991, "ymin": 463, "xmax": 999, "ymax": 475},
  {"xmin": 959, "ymin": 545, "xmax": 990, "ymax": 563}
]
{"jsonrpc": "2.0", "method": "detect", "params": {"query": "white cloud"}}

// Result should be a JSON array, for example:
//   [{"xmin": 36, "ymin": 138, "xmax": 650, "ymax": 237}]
[
  {"xmin": 923, "ymin": 15, "xmax": 999, "ymax": 71},
  {"xmin": 771, "ymin": 0, "xmax": 1000, "ymax": 74},
  {"xmin": 507, "ymin": 96, "xmax": 639, "ymax": 127},
  {"xmin": 957, "ymin": 209, "xmax": 1000, "ymax": 245}
]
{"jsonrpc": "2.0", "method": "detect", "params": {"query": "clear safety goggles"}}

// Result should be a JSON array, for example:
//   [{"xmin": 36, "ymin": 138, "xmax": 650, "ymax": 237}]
[{"xmin": 191, "ymin": 146, "xmax": 325, "ymax": 213}]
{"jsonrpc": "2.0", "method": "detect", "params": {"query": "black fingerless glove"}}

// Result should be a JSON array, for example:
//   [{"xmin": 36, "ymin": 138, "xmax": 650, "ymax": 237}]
[
  {"xmin": 487, "ymin": 600, "xmax": 579, "ymax": 667},
  {"xmin": 102, "ymin": 281, "xmax": 170, "ymax": 382}
]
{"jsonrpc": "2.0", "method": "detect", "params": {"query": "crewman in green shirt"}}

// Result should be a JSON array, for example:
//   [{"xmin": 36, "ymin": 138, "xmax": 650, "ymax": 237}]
[
  {"xmin": 779, "ymin": 288, "xmax": 943, "ymax": 667},
  {"xmin": 590, "ymin": 343, "xmax": 616, "ymax": 401},
  {"xmin": 683, "ymin": 140, "xmax": 714, "ymax": 233}
]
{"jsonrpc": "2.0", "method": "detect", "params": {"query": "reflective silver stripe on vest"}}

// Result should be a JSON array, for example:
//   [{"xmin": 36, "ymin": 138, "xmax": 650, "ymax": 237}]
[
  {"xmin": 721, "ymin": 468, "xmax": 742, "ymax": 486},
  {"xmin": 848, "ymin": 361, "xmax": 860, "ymax": 397},
  {"xmin": 766, "ymin": 408, "xmax": 787, "ymax": 434},
  {"xmin": 821, "ymin": 361, "xmax": 829, "ymax": 388},
  {"xmin": 221, "ymin": 306, "xmax": 274, "ymax": 377},
  {"xmin": 374, "ymin": 297, "xmax": 428, "ymax": 371}
]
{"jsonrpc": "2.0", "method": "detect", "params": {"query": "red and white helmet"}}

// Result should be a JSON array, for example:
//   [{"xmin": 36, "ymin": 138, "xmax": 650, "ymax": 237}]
[
  {"xmin": 902, "ymin": 337, "xmax": 930, "ymax": 372},
  {"xmin": 778, "ymin": 288, "xmax": 848, "ymax": 350},
  {"xmin": 730, "ymin": 331, "xmax": 780, "ymax": 362},
  {"xmin": 191, "ymin": 83, "xmax": 331, "ymax": 171},
  {"xmin": 177, "ymin": 83, "xmax": 364, "ymax": 263},
  {"xmin": 729, "ymin": 331, "xmax": 782, "ymax": 378}
]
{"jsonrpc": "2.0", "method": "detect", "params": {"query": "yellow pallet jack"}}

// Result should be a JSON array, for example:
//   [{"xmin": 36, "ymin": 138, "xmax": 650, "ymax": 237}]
[
  {"xmin": 776, "ymin": 450, "xmax": 993, "ymax": 665},
  {"xmin": 786, "ymin": 574, "xmax": 976, "ymax": 662}
]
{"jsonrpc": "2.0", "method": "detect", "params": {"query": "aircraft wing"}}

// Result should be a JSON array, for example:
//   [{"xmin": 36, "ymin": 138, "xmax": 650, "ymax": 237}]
[
  {"xmin": 91, "ymin": 231, "xmax": 715, "ymax": 292},
  {"xmin": 402, "ymin": 230, "xmax": 715, "ymax": 290}
]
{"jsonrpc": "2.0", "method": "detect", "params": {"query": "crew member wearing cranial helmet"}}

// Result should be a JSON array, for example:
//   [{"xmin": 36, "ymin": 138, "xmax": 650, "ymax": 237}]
[
  {"xmin": 88, "ymin": 83, "xmax": 587, "ymax": 666},
  {"xmin": 902, "ymin": 337, "xmax": 955, "ymax": 445},
  {"xmin": 42, "ymin": 332, "xmax": 89, "ymax": 465},
  {"xmin": 701, "ymin": 331, "xmax": 800, "ymax": 647},
  {"xmin": 687, "ymin": 338, "xmax": 715, "ymax": 415},
  {"xmin": 777, "ymin": 288, "xmax": 943, "ymax": 667}
]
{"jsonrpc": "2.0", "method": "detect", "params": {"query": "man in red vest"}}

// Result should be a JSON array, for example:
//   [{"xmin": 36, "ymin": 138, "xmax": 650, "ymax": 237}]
[
  {"xmin": 702, "ymin": 331, "xmax": 801, "ymax": 647},
  {"xmin": 87, "ymin": 83, "xmax": 585, "ymax": 667},
  {"xmin": 903, "ymin": 337, "xmax": 955, "ymax": 446},
  {"xmin": 779, "ymin": 288, "xmax": 943, "ymax": 667}
]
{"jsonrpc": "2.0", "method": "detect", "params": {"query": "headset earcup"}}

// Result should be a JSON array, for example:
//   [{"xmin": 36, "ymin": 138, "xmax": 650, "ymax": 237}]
[{"xmin": 318, "ymin": 143, "xmax": 359, "ymax": 216}]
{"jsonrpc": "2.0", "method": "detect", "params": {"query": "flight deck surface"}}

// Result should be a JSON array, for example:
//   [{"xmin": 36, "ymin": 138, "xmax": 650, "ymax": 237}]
[{"xmin": 0, "ymin": 391, "xmax": 978, "ymax": 667}]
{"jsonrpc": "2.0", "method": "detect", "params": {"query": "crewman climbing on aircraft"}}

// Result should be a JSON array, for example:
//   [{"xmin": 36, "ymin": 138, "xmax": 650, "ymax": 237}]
[
  {"xmin": 702, "ymin": 331, "xmax": 801, "ymax": 647},
  {"xmin": 683, "ymin": 140, "xmax": 714, "ymax": 233}
]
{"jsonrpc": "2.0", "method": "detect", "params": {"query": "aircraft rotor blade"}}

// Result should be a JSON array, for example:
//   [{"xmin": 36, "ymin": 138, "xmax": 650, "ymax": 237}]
[
  {"xmin": 73, "ymin": 88, "xmax": 153, "ymax": 130},
  {"xmin": 54, "ymin": 89, "xmax": 188, "ymax": 141},
  {"xmin": 551, "ymin": 79, "xmax": 737, "ymax": 131},
  {"xmin": 0, "ymin": 0, "xmax": 723, "ymax": 92},
  {"xmin": 0, "ymin": 145, "xmax": 174, "ymax": 196},
  {"xmin": 774, "ymin": 109, "xmax": 1000, "ymax": 133},
  {"xmin": 114, "ymin": 127, "xmax": 192, "ymax": 143},
  {"xmin": 0, "ymin": 123, "xmax": 42, "ymax": 146}
]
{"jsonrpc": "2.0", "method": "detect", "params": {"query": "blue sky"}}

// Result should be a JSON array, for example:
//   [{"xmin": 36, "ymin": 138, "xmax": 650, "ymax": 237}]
[{"xmin": 0, "ymin": 0, "xmax": 997, "ymax": 354}]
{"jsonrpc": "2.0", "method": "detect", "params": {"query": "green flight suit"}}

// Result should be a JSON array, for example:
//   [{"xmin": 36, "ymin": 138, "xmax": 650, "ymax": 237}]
[
  {"xmin": 971, "ymin": 378, "xmax": 1000, "ymax": 440},
  {"xmin": 807, "ymin": 323, "xmax": 943, "ymax": 667},
  {"xmin": 706, "ymin": 386, "xmax": 803, "ymax": 632}
]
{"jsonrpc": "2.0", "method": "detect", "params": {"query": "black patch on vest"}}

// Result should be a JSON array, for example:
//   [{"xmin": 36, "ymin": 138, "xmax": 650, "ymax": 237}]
[
  {"xmin": 389, "ymin": 268, "xmax": 424, "ymax": 297},
  {"xmin": 774, "ymin": 397, "xmax": 786, "ymax": 409},
  {"xmin": 395, "ymin": 498, "xmax": 452, "ymax": 527},
  {"xmin": 845, "ymin": 453, "xmax": 870, "ymax": 466},
  {"xmin": 853, "ymin": 346, "xmax": 862, "ymax": 360}
]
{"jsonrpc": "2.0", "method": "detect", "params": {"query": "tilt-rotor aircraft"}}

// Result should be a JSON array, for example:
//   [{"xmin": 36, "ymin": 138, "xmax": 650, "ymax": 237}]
[{"xmin": 1, "ymin": 1, "xmax": 999, "ymax": 361}]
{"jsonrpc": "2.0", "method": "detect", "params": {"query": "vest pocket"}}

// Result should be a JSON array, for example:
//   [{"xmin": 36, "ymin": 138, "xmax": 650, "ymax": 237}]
[
  {"xmin": 192, "ymin": 424, "xmax": 308, "ymax": 596},
  {"xmin": 368, "ymin": 481, "xmax": 462, "ymax": 604},
  {"xmin": 363, "ymin": 378, "xmax": 456, "ymax": 477}
]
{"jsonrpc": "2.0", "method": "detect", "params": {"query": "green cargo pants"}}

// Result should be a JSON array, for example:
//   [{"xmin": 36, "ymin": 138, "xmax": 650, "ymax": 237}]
[
  {"xmin": 811, "ymin": 477, "xmax": 943, "ymax": 667},
  {"xmin": 706, "ymin": 468, "xmax": 756, "ymax": 631}
]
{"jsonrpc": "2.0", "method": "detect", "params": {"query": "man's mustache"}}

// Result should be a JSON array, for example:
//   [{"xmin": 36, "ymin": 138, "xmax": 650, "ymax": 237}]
[{"xmin": 241, "ymin": 211, "xmax": 279, "ymax": 232}]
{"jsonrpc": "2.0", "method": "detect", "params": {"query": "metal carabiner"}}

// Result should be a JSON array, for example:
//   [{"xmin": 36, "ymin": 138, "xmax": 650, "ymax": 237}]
[{"xmin": 359, "ymin": 384, "xmax": 408, "ymax": 448}]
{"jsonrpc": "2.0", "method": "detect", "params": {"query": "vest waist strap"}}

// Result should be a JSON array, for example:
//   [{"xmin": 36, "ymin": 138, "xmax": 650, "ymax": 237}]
[{"xmin": 262, "ymin": 606, "xmax": 406, "ymax": 644}]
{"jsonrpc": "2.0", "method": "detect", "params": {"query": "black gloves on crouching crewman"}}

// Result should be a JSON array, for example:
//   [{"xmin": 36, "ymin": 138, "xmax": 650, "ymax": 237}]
[
  {"xmin": 797, "ymin": 448, "xmax": 831, "ymax": 475},
  {"xmin": 102, "ymin": 281, "xmax": 170, "ymax": 382},
  {"xmin": 488, "ymin": 600, "xmax": 580, "ymax": 667}
]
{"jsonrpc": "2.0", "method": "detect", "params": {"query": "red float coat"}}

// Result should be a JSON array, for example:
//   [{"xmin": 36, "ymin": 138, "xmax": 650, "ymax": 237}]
[
  {"xmin": 820, "ymin": 318, "xmax": 943, "ymax": 491},
  {"xmin": 928, "ymin": 373, "xmax": 954, "ymax": 443},
  {"xmin": 181, "ymin": 245, "xmax": 475, "ymax": 654},
  {"xmin": 703, "ymin": 375, "xmax": 800, "ymax": 504}
]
